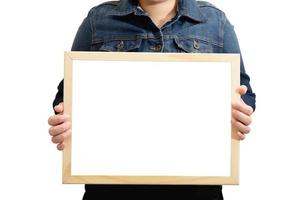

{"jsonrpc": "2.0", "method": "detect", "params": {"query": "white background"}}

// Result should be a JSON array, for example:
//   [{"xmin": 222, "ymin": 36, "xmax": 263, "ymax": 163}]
[{"xmin": 0, "ymin": 0, "xmax": 299, "ymax": 199}]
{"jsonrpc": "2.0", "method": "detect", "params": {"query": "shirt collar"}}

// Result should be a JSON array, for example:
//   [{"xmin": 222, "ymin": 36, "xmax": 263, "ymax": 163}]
[
  {"xmin": 112, "ymin": 0, "xmax": 206, "ymax": 22},
  {"xmin": 178, "ymin": 0, "xmax": 206, "ymax": 22},
  {"xmin": 110, "ymin": 0, "xmax": 138, "ymax": 16}
]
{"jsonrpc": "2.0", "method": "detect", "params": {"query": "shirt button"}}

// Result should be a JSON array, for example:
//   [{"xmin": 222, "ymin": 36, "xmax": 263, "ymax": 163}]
[
  {"xmin": 193, "ymin": 40, "xmax": 200, "ymax": 49},
  {"xmin": 116, "ymin": 40, "xmax": 124, "ymax": 51},
  {"xmin": 150, "ymin": 44, "xmax": 162, "ymax": 52}
]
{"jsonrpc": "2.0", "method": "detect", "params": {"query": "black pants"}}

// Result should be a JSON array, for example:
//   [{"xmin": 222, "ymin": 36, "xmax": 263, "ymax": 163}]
[{"xmin": 83, "ymin": 185, "xmax": 223, "ymax": 200}]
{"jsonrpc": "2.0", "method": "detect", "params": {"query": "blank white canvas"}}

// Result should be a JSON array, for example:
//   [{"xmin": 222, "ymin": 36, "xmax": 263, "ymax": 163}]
[{"xmin": 71, "ymin": 60, "xmax": 231, "ymax": 177}]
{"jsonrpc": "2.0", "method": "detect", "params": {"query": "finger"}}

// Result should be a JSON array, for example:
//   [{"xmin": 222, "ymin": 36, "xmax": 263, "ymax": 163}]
[
  {"xmin": 232, "ymin": 102, "xmax": 253, "ymax": 116},
  {"xmin": 48, "ymin": 114, "xmax": 69, "ymax": 126},
  {"xmin": 49, "ymin": 121, "xmax": 71, "ymax": 136},
  {"xmin": 237, "ymin": 131, "xmax": 246, "ymax": 140},
  {"xmin": 232, "ymin": 119, "xmax": 251, "ymax": 134},
  {"xmin": 232, "ymin": 109, "xmax": 252, "ymax": 126},
  {"xmin": 51, "ymin": 129, "xmax": 71, "ymax": 144},
  {"xmin": 57, "ymin": 143, "xmax": 65, "ymax": 151},
  {"xmin": 238, "ymin": 85, "xmax": 248, "ymax": 96},
  {"xmin": 54, "ymin": 102, "xmax": 64, "ymax": 114}
]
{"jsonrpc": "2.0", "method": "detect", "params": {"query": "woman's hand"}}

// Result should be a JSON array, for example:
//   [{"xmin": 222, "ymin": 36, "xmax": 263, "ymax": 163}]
[
  {"xmin": 232, "ymin": 85, "xmax": 254, "ymax": 140},
  {"xmin": 48, "ymin": 103, "xmax": 71, "ymax": 150}
]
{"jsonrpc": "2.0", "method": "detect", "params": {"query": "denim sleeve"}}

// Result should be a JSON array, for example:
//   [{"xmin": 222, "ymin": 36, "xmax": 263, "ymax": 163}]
[
  {"xmin": 223, "ymin": 16, "xmax": 256, "ymax": 111},
  {"xmin": 71, "ymin": 14, "xmax": 93, "ymax": 51},
  {"xmin": 52, "ymin": 14, "xmax": 93, "ymax": 110}
]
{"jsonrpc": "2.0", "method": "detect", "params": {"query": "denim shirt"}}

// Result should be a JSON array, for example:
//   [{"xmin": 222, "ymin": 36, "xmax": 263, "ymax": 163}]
[{"xmin": 54, "ymin": 0, "xmax": 256, "ymax": 110}]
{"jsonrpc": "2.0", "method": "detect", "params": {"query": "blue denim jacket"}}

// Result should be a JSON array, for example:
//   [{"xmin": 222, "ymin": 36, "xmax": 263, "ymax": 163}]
[{"xmin": 54, "ymin": 0, "xmax": 256, "ymax": 110}]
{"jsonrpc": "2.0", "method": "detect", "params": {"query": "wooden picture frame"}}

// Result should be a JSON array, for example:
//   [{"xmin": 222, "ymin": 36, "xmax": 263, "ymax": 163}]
[{"xmin": 63, "ymin": 52, "xmax": 240, "ymax": 185}]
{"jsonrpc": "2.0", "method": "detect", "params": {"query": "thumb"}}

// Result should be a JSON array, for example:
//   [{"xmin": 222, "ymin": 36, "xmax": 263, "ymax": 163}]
[
  {"xmin": 54, "ymin": 102, "xmax": 64, "ymax": 113},
  {"xmin": 238, "ymin": 85, "xmax": 248, "ymax": 96}
]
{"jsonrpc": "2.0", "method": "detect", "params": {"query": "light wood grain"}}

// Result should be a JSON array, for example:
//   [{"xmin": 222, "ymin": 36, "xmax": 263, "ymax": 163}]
[{"xmin": 63, "ymin": 52, "xmax": 72, "ymax": 183}]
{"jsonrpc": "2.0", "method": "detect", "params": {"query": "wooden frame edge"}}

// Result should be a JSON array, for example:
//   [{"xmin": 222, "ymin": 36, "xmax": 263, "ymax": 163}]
[
  {"xmin": 63, "ymin": 52, "xmax": 73, "ymax": 183},
  {"xmin": 230, "ymin": 54, "xmax": 241, "ymax": 185},
  {"xmin": 63, "ymin": 175, "xmax": 238, "ymax": 185}
]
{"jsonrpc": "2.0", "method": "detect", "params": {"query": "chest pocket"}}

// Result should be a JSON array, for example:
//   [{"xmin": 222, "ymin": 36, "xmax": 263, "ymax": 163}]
[
  {"xmin": 96, "ymin": 39, "xmax": 142, "ymax": 52},
  {"xmin": 174, "ymin": 37, "xmax": 217, "ymax": 53}
]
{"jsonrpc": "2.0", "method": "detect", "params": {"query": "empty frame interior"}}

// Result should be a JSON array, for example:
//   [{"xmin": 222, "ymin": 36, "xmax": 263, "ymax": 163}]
[{"xmin": 63, "ymin": 52, "xmax": 240, "ymax": 185}]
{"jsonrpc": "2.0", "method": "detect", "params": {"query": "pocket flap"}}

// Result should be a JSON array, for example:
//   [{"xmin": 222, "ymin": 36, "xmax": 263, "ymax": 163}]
[
  {"xmin": 174, "ymin": 37, "xmax": 213, "ymax": 53},
  {"xmin": 98, "ymin": 39, "xmax": 142, "ymax": 52}
]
